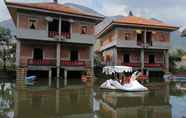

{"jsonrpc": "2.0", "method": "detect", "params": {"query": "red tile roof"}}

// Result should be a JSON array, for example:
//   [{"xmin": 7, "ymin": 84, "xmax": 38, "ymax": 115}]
[
  {"xmin": 6, "ymin": 2, "xmax": 103, "ymax": 19},
  {"xmin": 113, "ymin": 16, "xmax": 178, "ymax": 29}
]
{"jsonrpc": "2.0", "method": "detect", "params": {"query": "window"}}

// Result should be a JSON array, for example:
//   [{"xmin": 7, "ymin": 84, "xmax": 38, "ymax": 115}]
[
  {"xmin": 70, "ymin": 49, "xmax": 78, "ymax": 61},
  {"xmin": 123, "ymin": 54, "xmax": 130, "ymax": 63},
  {"xmin": 146, "ymin": 32, "xmax": 152, "ymax": 46},
  {"xmin": 61, "ymin": 21, "xmax": 71, "ymax": 39},
  {"xmin": 48, "ymin": 19, "xmax": 59, "ymax": 37},
  {"xmin": 61, "ymin": 21, "xmax": 70, "ymax": 33},
  {"xmin": 33, "ymin": 48, "xmax": 43, "ymax": 60},
  {"xmin": 29, "ymin": 17, "xmax": 37, "ymax": 29},
  {"xmin": 137, "ymin": 31, "xmax": 144, "ymax": 45},
  {"xmin": 124, "ymin": 33, "xmax": 130, "ymax": 40},
  {"xmin": 81, "ymin": 25, "xmax": 88, "ymax": 34},
  {"xmin": 149, "ymin": 55, "xmax": 155, "ymax": 64}
]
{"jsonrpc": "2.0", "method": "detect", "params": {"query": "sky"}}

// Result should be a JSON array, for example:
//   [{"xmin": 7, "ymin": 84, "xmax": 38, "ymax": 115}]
[{"xmin": 0, "ymin": 0, "xmax": 186, "ymax": 29}]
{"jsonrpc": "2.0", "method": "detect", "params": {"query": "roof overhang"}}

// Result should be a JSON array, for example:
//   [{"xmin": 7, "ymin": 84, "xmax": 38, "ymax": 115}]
[
  {"xmin": 6, "ymin": 2, "xmax": 104, "ymax": 22},
  {"xmin": 96, "ymin": 22, "xmax": 179, "ymax": 38}
]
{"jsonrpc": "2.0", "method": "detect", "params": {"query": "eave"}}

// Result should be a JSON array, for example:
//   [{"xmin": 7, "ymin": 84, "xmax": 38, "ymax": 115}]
[{"xmin": 6, "ymin": 2, "xmax": 104, "ymax": 22}]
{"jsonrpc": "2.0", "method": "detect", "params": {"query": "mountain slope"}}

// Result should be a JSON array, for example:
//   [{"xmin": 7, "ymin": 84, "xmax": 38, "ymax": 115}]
[{"xmin": 0, "ymin": 19, "xmax": 16, "ymax": 36}]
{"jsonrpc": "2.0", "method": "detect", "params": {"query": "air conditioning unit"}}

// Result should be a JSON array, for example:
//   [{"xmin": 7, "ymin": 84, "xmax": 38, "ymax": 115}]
[
  {"xmin": 45, "ymin": 16, "xmax": 53, "ymax": 22},
  {"xmin": 68, "ymin": 19, "xmax": 75, "ymax": 23}
]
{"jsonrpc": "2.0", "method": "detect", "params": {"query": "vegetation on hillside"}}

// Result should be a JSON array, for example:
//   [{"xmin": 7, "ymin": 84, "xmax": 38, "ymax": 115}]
[
  {"xmin": 169, "ymin": 49, "xmax": 185, "ymax": 73},
  {"xmin": 0, "ymin": 26, "xmax": 15, "ymax": 71}
]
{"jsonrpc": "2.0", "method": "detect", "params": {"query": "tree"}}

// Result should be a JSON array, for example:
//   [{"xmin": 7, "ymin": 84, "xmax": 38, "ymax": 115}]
[
  {"xmin": 128, "ymin": 10, "xmax": 134, "ymax": 16},
  {"xmin": 0, "ymin": 26, "xmax": 12, "ymax": 70},
  {"xmin": 169, "ymin": 49, "xmax": 185, "ymax": 73}
]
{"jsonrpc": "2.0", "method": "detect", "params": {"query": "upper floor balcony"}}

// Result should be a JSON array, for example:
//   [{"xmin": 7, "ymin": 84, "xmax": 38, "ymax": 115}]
[
  {"xmin": 16, "ymin": 14, "xmax": 96, "ymax": 45},
  {"xmin": 115, "ymin": 29, "xmax": 170, "ymax": 50}
]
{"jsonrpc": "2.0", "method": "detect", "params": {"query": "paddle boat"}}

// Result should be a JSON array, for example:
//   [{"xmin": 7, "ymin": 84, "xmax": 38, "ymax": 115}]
[
  {"xmin": 100, "ymin": 66, "xmax": 148, "ymax": 92},
  {"xmin": 25, "ymin": 76, "xmax": 37, "ymax": 86}
]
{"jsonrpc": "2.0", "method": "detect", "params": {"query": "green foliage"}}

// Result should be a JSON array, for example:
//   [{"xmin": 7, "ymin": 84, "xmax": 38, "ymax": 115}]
[
  {"xmin": 176, "ymin": 66, "xmax": 186, "ymax": 72},
  {"xmin": 169, "ymin": 49, "xmax": 185, "ymax": 73},
  {"xmin": 94, "ymin": 52, "xmax": 103, "ymax": 67},
  {"xmin": 0, "ymin": 26, "xmax": 15, "ymax": 71}
]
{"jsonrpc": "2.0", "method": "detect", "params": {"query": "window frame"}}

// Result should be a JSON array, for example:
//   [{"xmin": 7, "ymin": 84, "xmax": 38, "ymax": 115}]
[
  {"xmin": 123, "ymin": 53, "xmax": 130, "ymax": 63},
  {"xmin": 80, "ymin": 25, "xmax": 88, "ymax": 34},
  {"xmin": 29, "ymin": 17, "xmax": 38, "ymax": 30}
]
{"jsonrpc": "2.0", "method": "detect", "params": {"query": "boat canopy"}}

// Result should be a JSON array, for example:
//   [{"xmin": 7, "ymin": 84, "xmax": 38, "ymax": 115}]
[{"xmin": 103, "ymin": 66, "xmax": 133, "ymax": 75}]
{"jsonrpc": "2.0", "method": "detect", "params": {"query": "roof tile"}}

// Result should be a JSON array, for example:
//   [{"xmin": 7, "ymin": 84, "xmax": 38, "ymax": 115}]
[
  {"xmin": 113, "ymin": 16, "xmax": 177, "ymax": 29},
  {"xmin": 6, "ymin": 2, "xmax": 103, "ymax": 19}
]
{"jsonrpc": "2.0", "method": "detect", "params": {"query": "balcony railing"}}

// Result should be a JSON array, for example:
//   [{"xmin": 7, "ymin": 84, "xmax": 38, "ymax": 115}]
[
  {"xmin": 61, "ymin": 60, "xmax": 86, "ymax": 66},
  {"xmin": 28, "ymin": 59, "xmax": 91, "ymax": 67},
  {"xmin": 123, "ymin": 63, "xmax": 163, "ymax": 68},
  {"xmin": 123, "ymin": 63, "xmax": 141, "ymax": 67},
  {"xmin": 137, "ymin": 41, "xmax": 144, "ymax": 46},
  {"xmin": 48, "ymin": 31, "xmax": 71, "ymax": 39},
  {"xmin": 144, "ymin": 63, "xmax": 162, "ymax": 68},
  {"xmin": 28, "ymin": 59, "xmax": 56, "ymax": 66}
]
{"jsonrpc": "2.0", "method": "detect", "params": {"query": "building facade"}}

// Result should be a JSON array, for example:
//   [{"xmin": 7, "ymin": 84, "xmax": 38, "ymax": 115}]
[
  {"xmin": 96, "ymin": 16, "xmax": 178, "ymax": 78},
  {"xmin": 6, "ymin": 1, "xmax": 103, "ymax": 86}
]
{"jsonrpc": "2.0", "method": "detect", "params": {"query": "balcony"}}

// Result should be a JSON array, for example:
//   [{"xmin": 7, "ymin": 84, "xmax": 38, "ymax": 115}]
[
  {"xmin": 28, "ymin": 59, "xmax": 56, "ymax": 66},
  {"xmin": 48, "ymin": 31, "xmax": 71, "ymax": 39}
]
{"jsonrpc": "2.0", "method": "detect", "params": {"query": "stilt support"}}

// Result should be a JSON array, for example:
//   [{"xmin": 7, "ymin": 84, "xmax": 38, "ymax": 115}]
[
  {"xmin": 48, "ymin": 68, "xmax": 52, "ymax": 88},
  {"xmin": 64, "ymin": 70, "xmax": 67, "ymax": 87}
]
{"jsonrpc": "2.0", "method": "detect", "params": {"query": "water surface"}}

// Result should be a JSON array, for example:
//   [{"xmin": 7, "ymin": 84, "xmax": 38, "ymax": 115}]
[{"xmin": 0, "ymin": 80, "xmax": 186, "ymax": 118}]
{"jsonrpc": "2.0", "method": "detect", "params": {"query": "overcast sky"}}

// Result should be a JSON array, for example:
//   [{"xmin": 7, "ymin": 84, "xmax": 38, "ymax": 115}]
[{"xmin": 1, "ymin": 0, "xmax": 186, "ymax": 29}]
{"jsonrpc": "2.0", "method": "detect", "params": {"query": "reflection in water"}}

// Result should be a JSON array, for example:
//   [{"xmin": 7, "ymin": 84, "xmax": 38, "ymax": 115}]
[
  {"xmin": 0, "ymin": 82, "xmax": 15, "ymax": 118},
  {"xmin": 96, "ymin": 84, "xmax": 171, "ymax": 118},
  {"xmin": 0, "ymin": 81, "xmax": 186, "ymax": 118}
]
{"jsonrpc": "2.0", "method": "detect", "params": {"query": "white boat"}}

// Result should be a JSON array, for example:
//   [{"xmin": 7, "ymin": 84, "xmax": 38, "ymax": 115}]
[
  {"xmin": 100, "ymin": 66, "xmax": 148, "ymax": 92},
  {"xmin": 25, "ymin": 76, "xmax": 37, "ymax": 86},
  {"xmin": 25, "ymin": 76, "xmax": 37, "ymax": 81}
]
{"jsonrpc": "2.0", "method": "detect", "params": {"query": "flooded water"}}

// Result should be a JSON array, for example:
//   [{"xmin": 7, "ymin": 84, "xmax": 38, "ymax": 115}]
[{"xmin": 0, "ymin": 79, "xmax": 186, "ymax": 118}]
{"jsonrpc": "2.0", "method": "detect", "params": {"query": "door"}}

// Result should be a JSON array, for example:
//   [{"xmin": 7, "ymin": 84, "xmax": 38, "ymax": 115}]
[
  {"xmin": 123, "ymin": 54, "xmax": 130, "ymax": 63},
  {"xmin": 33, "ymin": 48, "xmax": 43, "ymax": 60},
  {"xmin": 149, "ymin": 55, "xmax": 155, "ymax": 64},
  {"xmin": 70, "ymin": 49, "xmax": 78, "ymax": 61}
]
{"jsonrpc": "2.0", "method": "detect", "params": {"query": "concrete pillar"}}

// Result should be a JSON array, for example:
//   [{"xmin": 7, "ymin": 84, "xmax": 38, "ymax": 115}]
[
  {"xmin": 56, "ymin": 17, "xmax": 62, "ymax": 88},
  {"xmin": 16, "ymin": 40, "xmax": 21, "ymax": 67},
  {"xmin": 113, "ymin": 47, "xmax": 118, "ymax": 66},
  {"xmin": 64, "ymin": 69, "xmax": 67, "ymax": 86},
  {"xmin": 89, "ymin": 46, "xmax": 94, "ymax": 78},
  {"xmin": 144, "ymin": 30, "xmax": 147, "ymax": 45},
  {"xmin": 164, "ymin": 50, "xmax": 169, "ymax": 72},
  {"xmin": 90, "ymin": 46, "xmax": 94, "ymax": 69},
  {"xmin": 140, "ymin": 49, "xmax": 144, "ymax": 72},
  {"xmin": 56, "ymin": 43, "xmax": 61, "ymax": 88},
  {"xmin": 59, "ymin": 17, "xmax": 62, "ymax": 39},
  {"xmin": 48, "ymin": 68, "xmax": 52, "ymax": 88}
]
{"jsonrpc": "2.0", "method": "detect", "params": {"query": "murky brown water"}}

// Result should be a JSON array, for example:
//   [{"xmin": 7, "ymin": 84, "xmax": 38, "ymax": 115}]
[{"xmin": 0, "ymin": 80, "xmax": 186, "ymax": 118}]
